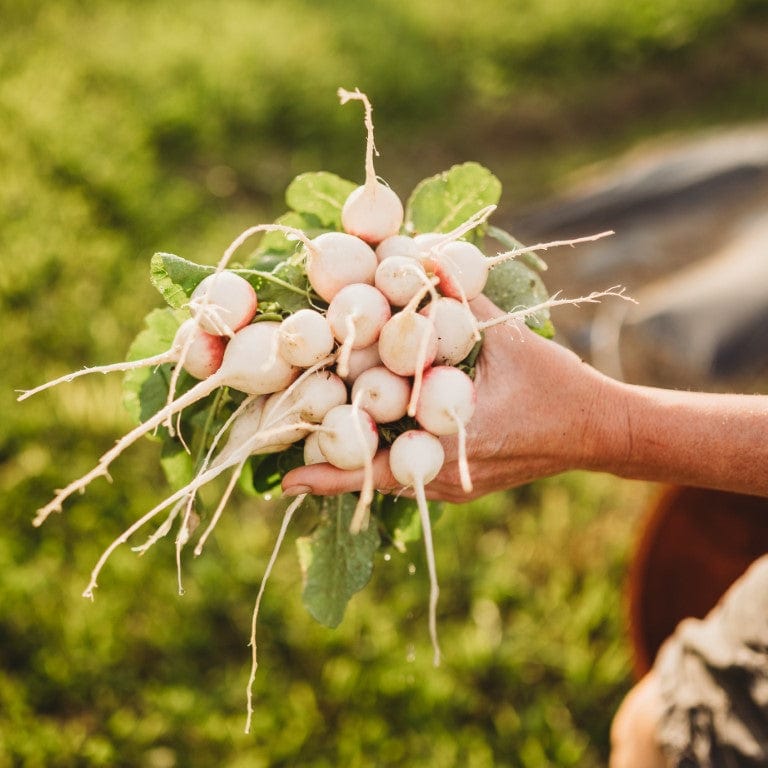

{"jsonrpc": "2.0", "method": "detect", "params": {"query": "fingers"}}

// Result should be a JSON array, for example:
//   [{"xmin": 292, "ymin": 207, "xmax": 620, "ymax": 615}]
[{"xmin": 282, "ymin": 449, "xmax": 398, "ymax": 497}]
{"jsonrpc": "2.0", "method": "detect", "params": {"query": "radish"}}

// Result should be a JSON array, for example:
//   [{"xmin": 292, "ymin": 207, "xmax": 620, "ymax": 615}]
[
  {"xmin": 419, "ymin": 297, "xmax": 479, "ymax": 366},
  {"xmin": 415, "ymin": 365, "xmax": 476, "ymax": 493},
  {"xmin": 375, "ymin": 234, "xmax": 421, "ymax": 263},
  {"xmin": 374, "ymin": 255, "xmax": 430, "ymax": 307},
  {"xmin": 318, "ymin": 404, "xmax": 379, "ymax": 472},
  {"xmin": 277, "ymin": 309, "xmax": 335, "ymax": 368},
  {"xmin": 338, "ymin": 343, "xmax": 382, "ymax": 384},
  {"xmin": 326, "ymin": 283, "xmax": 391, "ymax": 378},
  {"xmin": 351, "ymin": 366, "xmax": 411, "ymax": 424},
  {"xmin": 433, "ymin": 230, "xmax": 615, "ymax": 303},
  {"xmin": 16, "ymin": 318, "xmax": 227, "ymax": 402},
  {"xmin": 338, "ymin": 87, "xmax": 403, "ymax": 244},
  {"xmin": 302, "ymin": 431, "xmax": 327, "ymax": 466},
  {"xmin": 188, "ymin": 270, "xmax": 258, "ymax": 337},
  {"xmin": 389, "ymin": 430, "xmax": 446, "ymax": 666},
  {"xmin": 304, "ymin": 231, "xmax": 378, "ymax": 303},
  {"xmin": 377, "ymin": 296, "xmax": 438, "ymax": 379},
  {"xmin": 319, "ymin": 401, "xmax": 379, "ymax": 534},
  {"xmin": 33, "ymin": 321, "xmax": 299, "ymax": 527}
]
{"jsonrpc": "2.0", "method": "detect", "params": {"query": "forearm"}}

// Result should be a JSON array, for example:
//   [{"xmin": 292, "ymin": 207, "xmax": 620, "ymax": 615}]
[{"xmin": 587, "ymin": 380, "xmax": 768, "ymax": 497}]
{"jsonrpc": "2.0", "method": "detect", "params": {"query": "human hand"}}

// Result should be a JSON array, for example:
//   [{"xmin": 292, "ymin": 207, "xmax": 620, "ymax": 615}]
[{"xmin": 282, "ymin": 293, "xmax": 623, "ymax": 502}]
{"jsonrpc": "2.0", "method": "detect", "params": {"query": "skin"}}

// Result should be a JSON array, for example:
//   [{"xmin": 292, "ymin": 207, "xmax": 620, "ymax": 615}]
[
  {"xmin": 282, "ymin": 293, "xmax": 768, "ymax": 500},
  {"xmin": 282, "ymin": 293, "xmax": 768, "ymax": 766}
]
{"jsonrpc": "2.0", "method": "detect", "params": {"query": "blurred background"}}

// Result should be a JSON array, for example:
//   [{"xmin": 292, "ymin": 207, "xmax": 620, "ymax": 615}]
[{"xmin": 2, "ymin": 1, "xmax": 767, "ymax": 765}]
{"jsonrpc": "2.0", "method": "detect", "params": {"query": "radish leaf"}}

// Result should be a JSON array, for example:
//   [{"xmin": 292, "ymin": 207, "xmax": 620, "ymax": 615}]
[
  {"xmin": 297, "ymin": 494, "xmax": 380, "ymax": 628},
  {"xmin": 286, "ymin": 171, "xmax": 357, "ymax": 229}
]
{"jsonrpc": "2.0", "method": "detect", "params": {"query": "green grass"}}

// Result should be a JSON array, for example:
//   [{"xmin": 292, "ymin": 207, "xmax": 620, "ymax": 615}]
[{"xmin": 1, "ymin": 1, "xmax": 764, "ymax": 764}]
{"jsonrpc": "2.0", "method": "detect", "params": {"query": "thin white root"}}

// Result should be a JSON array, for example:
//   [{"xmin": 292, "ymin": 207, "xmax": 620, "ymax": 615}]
[
  {"xmin": 33, "ymin": 376, "xmax": 217, "ymax": 527},
  {"xmin": 452, "ymin": 411, "xmax": 473, "ymax": 494},
  {"xmin": 348, "ymin": 391, "xmax": 375, "ymax": 535},
  {"xmin": 175, "ymin": 505, "xmax": 199, "ymax": 596},
  {"xmin": 16, "ymin": 350, "xmax": 177, "ymax": 402},
  {"xmin": 131, "ymin": 497, "xmax": 186, "ymax": 555},
  {"xmin": 477, "ymin": 286, "xmax": 636, "ymax": 332},
  {"xmin": 335, "ymin": 315, "xmax": 357, "ymax": 379},
  {"xmin": 487, "ymin": 230, "xmax": 615, "ymax": 267},
  {"xmin": 431, "ymin": 204, "xmax": 497, "ymax": 250},
  {"xmin": 245, "ymin": 492, "xmax": 307, "ymax": 734},
  {"xmin": 337, "ymin": 87, "xmax": 378, "ymax": 189},
  {"xmin": 216, "ymin": 224, "xmax": 318, "ymax": 276},
  {"xmin": 193, "ymin": 460, "xmax": 246, "ymax": 557},
  {"xmin": 414, "ymin": 481, "xmax": 441, "ymax": 667}
]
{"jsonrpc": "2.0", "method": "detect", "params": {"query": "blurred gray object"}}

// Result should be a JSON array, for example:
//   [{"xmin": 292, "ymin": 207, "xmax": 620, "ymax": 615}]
[{"xmin": 509, "ymin": 123, "xmax": 768, "ymax": 391}]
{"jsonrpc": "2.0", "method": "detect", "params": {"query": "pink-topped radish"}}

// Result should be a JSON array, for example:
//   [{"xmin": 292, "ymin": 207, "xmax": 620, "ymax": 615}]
[
  {"xmin": 338, "ymin": 87, "xmax": 404, "ymax": 245},
  {"xmin": 351, "ymin": 366, "xmax": 411, "ymax": 424},
  {"xmin": 33, "ymin": 321, "xmax": 299, "ymax": 527},
  {"xmin": 189, "ymin": 270, "xmax": 258, "ymax": 336},
  {"xmin": 415, "ymin": 366, "xmax": 476, "ymax": 493},
  {"xmin": 16, "ymin": 318, "xmax": 227, "ymax": 402},
  {"xmin": 304, "ymin": 231, "xmax": 378, "ymax": 303},
  {"xmin": 389, "ymin": 429, "xmax": 446, "ymax": 666},
  {"xmin": 326, "ymin": 283, "xmax": 391, "ymax": 378}
]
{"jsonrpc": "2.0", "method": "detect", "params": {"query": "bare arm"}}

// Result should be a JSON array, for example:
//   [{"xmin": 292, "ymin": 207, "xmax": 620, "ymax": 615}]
[{"xmin": 282, "ymin": 294, "xmax": 768, "ymax": 500}]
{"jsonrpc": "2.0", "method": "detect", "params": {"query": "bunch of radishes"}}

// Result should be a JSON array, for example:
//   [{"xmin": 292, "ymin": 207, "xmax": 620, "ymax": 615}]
[{"xmin": 20, "ymin": 88, "xmax": 629, "ymax": 728}]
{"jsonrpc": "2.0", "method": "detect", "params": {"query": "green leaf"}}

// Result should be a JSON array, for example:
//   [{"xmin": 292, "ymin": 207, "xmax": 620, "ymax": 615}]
[
  {"xmin": 241, "ymin": 446, "xmax": 305, "ymax": 496},
  {"xmin": 122, "ymin": 308, "xmax": 184, "ymax": 424},
  {"xmin": 296, "ymin": 494, "xmax": 380, "ymax": 628},
  {"xmin": 256, "ymin": 256, "xmax": 314, "ymax": 314},
  {"xmin": 378, "ymin": 495, "xmax": 421, "ymax": 546},
  {"xmin": 483, "ymin": 259, "xmax": 555, "ymax": 338},
  {"xmin": 160, "ymin": 437, "xmax": 196, "ymax": 491},
  {"xmin": 405, "ymin": 162, "xmax": 501, "ymax": 237},
  {"xmin": 249, "ymin": 211, "xmax": 326, "ymax": 260},
  {"xmin": 285, "ymin": 172, "xmax": 357, "ymax": 229},
  {"xmin": 150, "ymin": 252, "xmax": 214, "ymax": 308}
]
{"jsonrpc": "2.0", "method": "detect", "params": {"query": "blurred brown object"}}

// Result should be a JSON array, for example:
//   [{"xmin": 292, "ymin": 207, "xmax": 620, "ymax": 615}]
[{"xmin": 628, "ymin": 485, "xmax": 768, "ymax": 679}]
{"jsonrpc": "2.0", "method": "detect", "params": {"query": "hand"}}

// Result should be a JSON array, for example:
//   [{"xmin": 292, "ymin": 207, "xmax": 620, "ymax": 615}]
[{"xmin": 282, "ymin": 293, "xmax": 620, "ymax": 502}]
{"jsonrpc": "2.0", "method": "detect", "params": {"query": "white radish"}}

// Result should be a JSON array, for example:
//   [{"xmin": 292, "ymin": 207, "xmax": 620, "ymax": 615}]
[
  {"xmin": 303, "ymin": 432, "xmax": 327, "ymax": 466},
  {"xmin": 317, "ymin": 404, "xmax": 378, "ymax": 472},
  {"xmin": 389, "ymin": 430, "xmax": 446, "ymax": 666},
  {"xmin": 189, "ymin": 271, "xmax": 258, "ymax": 336},
  {"xmin": 277, "ymin": 309, "xmax": 335, "ymax": 368},
  {"xmin": 16, "ymin": 318, "xmax": 227, "ymax": 402},
  {"xmin": 351, "ymin": 366, "xmax": 411, "ymax": 424},
  {"xmin": 33, "ymin": 322, "xmax": 299, "ymax": 526},
  {"xmin": 374, "ymin": 255, "xmax": 429, "ymax": 307},
  {"xmin": 319, "ymin": 400, "xmax": 379, "ymax": 534},
  {"xmin": 434, "ymin": 230, "xmax": 615, "ymax": 302},
  {"xmin": 304, "ymin": 231, "xmax": 378, "ymax": 302},
  {"xmin": 326, "ymin": 283, "xmax": 391, "ymax": 378},
  {"xmin": 338, "ymin": 87, "xmax": 404, "ymax": 244},
  {"xmin": 415, "ymin": 366, "xmax": 476, "ymax": 493},
  {"xmin": 378, "ymin": 311, "xmax": 438, "ymax": 378},
  {"xmin": 338, "ymin": 343, "xmax": 381, "ymax": 384},
  {"xmin": 375, "ymin": 234, "xmax": 421, "ymax": 263},
  {"xmin": 260, "ymin": 370, "xmax": 348, "ymax": 428},
  {"xmin": 419, "ymin": 297, "xmax": 479, "ymax": 366}
]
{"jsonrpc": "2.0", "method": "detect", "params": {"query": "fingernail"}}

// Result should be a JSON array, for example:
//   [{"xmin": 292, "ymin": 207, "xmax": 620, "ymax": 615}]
[{"xmin": 283, "ymin": 485, "xmax": 312, "ymax": 497}]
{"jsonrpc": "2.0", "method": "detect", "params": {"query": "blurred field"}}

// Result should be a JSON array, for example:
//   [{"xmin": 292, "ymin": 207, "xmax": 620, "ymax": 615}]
[{"xmin": 2, "ymin": 1, "xmax": 766, "ymax": 765}]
